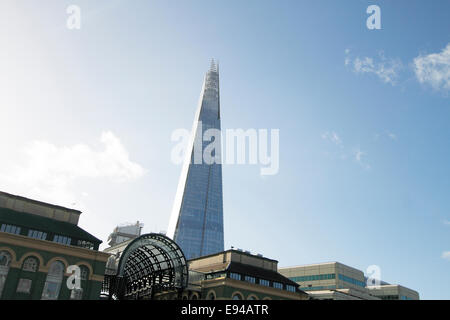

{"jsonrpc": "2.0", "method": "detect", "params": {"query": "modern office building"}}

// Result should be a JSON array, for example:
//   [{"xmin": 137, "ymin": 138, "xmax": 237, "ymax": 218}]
[
  {"xmin": 0, "ymin": 191, "xmax": 109, "ymax": 300},
  {"xmin": 107, "ymin": 221, "xmax": 144, "ymax": 247},
  {"xmin": 279, "ymin": 262, "xmax": 419, "ymax": 300},
  {"xmin": 367, "ymin": 284, "xmax": 419, "ymax": 300},
  {"xmin": 167, "ymin": 60, "xmax": 224, "ymax": 260},
  {"xmin": 279, "ymin": 262, "xmax": 377, "ymax": 300}
]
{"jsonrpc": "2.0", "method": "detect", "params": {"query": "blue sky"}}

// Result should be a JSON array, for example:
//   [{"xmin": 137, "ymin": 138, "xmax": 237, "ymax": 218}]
[{"xmin": 0, "ymin": 1, "xmax": 449, "ymax": 299}]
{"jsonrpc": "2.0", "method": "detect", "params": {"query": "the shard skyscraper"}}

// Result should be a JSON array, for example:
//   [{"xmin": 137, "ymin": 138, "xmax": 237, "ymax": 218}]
[{"xmin": 167, "ymin": 60, "xmax": 224, "ymax": 260}]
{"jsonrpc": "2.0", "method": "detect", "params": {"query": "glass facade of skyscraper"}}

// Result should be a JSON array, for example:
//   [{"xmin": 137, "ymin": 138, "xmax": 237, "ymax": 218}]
[{"xmin": 167, "ymin": 61, "xmax": 224, "ymax": 260}]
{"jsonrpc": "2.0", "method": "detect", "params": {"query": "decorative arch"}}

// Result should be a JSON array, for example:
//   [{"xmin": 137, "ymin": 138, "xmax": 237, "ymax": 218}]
[
  {"xmin": 76, "ymin": 261, "xmax": 93, "ymax": 280},
  {"xmin": 18, "ymin": 252, "xmax": 45, "ymax": 271},
  {"xmin": 263, "ymin": 297, "xmax": 272, "ymax": 300},
  {"xmin": 0, "ymin": 247, "xmax": 17, "ymax": 267},
  {"xmin": 102, "ymin": 233, "xmax": 188, "ymax": 300},
  {"xmin": 231, "ymin": 291, "xmax": 244, "ymax": 300},
  {"xmin": 41, "ymin": 260, "xmax": 65, "ymax": 300},
  {"xmin": 247, "ymin": 294, "xmax": 259, "ymax": 300},
  {"xmin": 45, "ymin": 257, "xmax": 69, "ymax": 274},
  {"xmin": 206, "ymin": 289, "xmax": 216, "ymax": 300},
  {"xmin": 190, "ymin": 292, "xmax": 200, "ymax": 300}
]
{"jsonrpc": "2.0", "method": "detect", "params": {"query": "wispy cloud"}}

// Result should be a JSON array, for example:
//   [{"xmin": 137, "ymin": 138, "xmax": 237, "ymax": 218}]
[
  {"xmin": 444, "ymin": 220, "xmax": 450, "ymax": 226},
  {"xmin": 0, "ymin": 131, "xmax": 146, "ymax": 207},
  {"xmin": 345, "ymin": 49, "xmax": 402, "ymax": 85},
  {"xmin": 354, "ymin": 148, "xmax": 371, "ymax": 170},
  {"xmin": 441, "ymin": 251, "xmax": 450, "ymax": 261},
  {"xmin": 374, "ymin": 131, "xmax": 398, "ymax": 141},
  {"xmin": 414, "ymin": 43, "xmax": 450, "ymax": 93},
  {"xmin": 322, "ymin": 131, "xmax": 343, "ymax": 147},
  {"xmin": 321, "ymin": 132, "xmax": 371, "ymax": 170},
  {"xmin": 387, "ymin": 132, "xmax": 397, "ymax": 140}
]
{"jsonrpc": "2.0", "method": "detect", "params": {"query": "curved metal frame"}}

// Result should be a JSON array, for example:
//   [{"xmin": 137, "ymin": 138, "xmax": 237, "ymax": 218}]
[{"xmin": 105, "ymin": 233, "xmax": 188, "ymax": 300}]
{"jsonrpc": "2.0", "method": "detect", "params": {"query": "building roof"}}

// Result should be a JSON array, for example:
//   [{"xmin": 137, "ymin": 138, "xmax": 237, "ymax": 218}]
[
  {"xmin": 0, "ymin": 191, "xmax": 81, "ymax": 214},
  {"xmin": 228, "ymin": 262, "xmax": 299, "ymax": 287},
  {"xmin": 279, "ymin": 261, "xmax": 364, "ymax": 274},
  {"xmin": 189, "ymin": 249, "xmax": 278, "ymax": 263},
  {"xmin": 0, "ymin": 207, "xmax": 101, "ymax": 244},
  {"xmin": 189, "ymin": 259, "xmax": 299, "ymax": 287}
]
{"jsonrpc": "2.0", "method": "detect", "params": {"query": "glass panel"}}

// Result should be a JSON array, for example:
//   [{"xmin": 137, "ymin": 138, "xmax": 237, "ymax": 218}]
[
  {"xmin": 22, "ymin": 257, "xmax": 38, "ymax": 272},
  {"xmin": 16, "ymin": 279, "xmax": 32, "ymax": 293},
  {"xmin": 41, "ymin": 261, "xmax": 64, "ymax": 300}
]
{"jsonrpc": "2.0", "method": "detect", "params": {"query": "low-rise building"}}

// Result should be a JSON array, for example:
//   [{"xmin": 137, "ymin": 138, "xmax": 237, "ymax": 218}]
[
  {"xmin": 103, "ymin": 237, "xmax": 309, "ymax": 300},
  {"xmin": 367, "ymin": 284, "xmax": 419, "ymax": 300},
  {"xmin": 185, "ymin": 250, "xmax": 309, "ymax": 300},
  {"xmin": 279, "ymin": 262, "xmax": 419, "ymax": 300},
  {"xmin": 0, "ymin": 191, "xmax": 109, "ymax": 300}
]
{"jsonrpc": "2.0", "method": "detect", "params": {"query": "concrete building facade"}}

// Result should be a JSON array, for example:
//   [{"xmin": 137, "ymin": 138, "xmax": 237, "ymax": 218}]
[
  {"xmin": 367, "ymin": 284, "xmax": 419, "ymax": 300},
  {"xmin": 279, "ymin": 262, "xmax": 419, "ymax": 300}
]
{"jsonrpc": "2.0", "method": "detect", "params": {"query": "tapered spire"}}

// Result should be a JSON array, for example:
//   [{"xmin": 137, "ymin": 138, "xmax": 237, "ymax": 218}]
[
  {"xmin": 167, "ymin": 61, "xmax": 224, "ymax": 260},
  {"xmin": 210, "ymin": 58, "xmax": 218, "ymax": 73}
]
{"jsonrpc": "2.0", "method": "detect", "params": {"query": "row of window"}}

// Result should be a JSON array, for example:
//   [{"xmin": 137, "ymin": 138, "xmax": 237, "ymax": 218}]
[
  {"xmin": 380, "ymin": 295, "xmax": 400, "ymax": 300},
  {"xmin": 0, "ymin": 224, "xmax": 21, "ymax": 235},
  {"xmin": 379, "ymin": 295, "xmax": 412, "ymax": 300},
  {"xmin": 338, "ymin": 274, "xmax": 366, "ymax": 288},
  {"xmin": 290, "ymin": 273, "xmax": 366, "ymax": 288},
  {"xmin": 53, "ymin": 235, "xmax": 71, "ymax": 245},
  {"xmin": 302, "ymin": 285, "xmax": 337, "ymax": 291},
  {"xmin": 1, "ymin": 223, "xmax": 95, "ymax": 250},
  {"xmin": 184, "ymin": 292, "xmax": 271, "ymax": 301},
  {"xmin": 0, "ymin": 251, "xmax": 90, "ymax": 300},
  {"xmin": 28, "ymin": 229, "xmax": 47, "ymax": 240},
  {"xmin": 228, "ymin": 272, "xmax": 296, "ymax": 293},
  {"xmin": 290, "ymin": 273, "xmax": 336, "ymax": 282}
]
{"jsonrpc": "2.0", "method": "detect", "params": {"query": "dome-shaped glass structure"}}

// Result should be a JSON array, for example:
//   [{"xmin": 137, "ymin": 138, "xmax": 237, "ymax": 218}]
[{"xmin": 102, "ymin": 233, "xmax": 188, "ymax": 300}]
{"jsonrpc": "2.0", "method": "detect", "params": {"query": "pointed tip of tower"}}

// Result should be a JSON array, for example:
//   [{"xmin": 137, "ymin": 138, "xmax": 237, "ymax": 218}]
[{"xmin": 209, "ymin": 59, "xmax": 219, "ymax": 73}]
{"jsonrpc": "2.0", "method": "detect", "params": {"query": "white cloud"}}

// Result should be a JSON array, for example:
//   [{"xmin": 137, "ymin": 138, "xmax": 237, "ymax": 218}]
[
  {"xmin": 374, "ymin": 131, "xmax": 397, "ymax": 142},
  {"xmin": 322, "ymin": 131, "xmax": 343, "ymax": 146},
  {"xmin": 0, "ymin": 131, "xmax": 145, "ymax": 207},
  {"xmin": 354, "ymin": 148, "xmax": 371, "ymax": 170},
  {"xmin": 387, "ymin": 132, "xmax": 397, "ymax": 140},
  {"xmin": 442, "ymin": 251, "xmax": 450, "ymax": 261},
  {"xmin": 414, "ymin": 43, "xmax": 450, "ymax": 93},
  {"xmin": 444, "ymin": 220, "xmax": 450, "ymax": 226},
  {"xmin": 345, "ymin": 49, "xmax": 402, "ymax": 85}
]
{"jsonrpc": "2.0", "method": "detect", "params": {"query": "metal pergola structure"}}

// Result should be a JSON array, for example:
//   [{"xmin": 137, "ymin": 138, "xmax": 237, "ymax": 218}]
[{"xmin": 101, "ymin": 233, "xmax": 188, "ymax": 300}]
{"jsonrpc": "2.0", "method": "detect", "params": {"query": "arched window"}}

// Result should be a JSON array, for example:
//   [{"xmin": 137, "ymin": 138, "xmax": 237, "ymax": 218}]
[
  {"xmin": 247, "ymin": 295, "xmax": 258, "ymax": 300},
  {"xmin": 22, "ymin": 257, "xmax": 39, "ymax": 272},
  {"xmin": 232, "ymin": 293, "xmax": 243, "ymax": 300},
  {"xmin": 0, "ymin": 251, "xmax": 12, "ymax": 298},
  {"xmin": 41, "ymin": 261, "xmax": 64, "ymax": 300},
  {"xmin": 0, "ymin": 251, "xmax": 11, "ymax": 267},
  {"xmin": 80, "ymin": 265, "xmax": 89, "ymax": 281},
  {"xmin": 70, "ymin": 265, "xmax": 89, "ymax": 300},
  {"xmin": 207, "ymin": 291, "xmax": 216, "ymax": 300}
]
